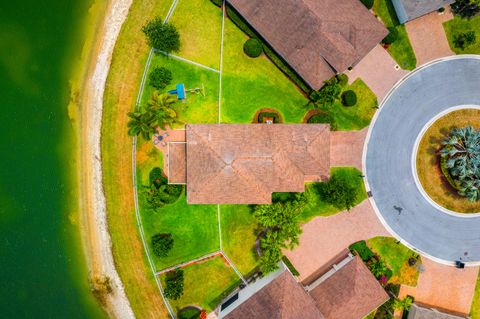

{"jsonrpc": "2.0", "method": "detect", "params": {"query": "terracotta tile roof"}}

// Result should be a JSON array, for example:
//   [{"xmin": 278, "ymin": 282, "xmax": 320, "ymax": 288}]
[
  {"xmin": 168, "ymin": 143, "xmax": 186, "ymax": 184},
  {"xmin": 227, "ymin": 0, "xmax": 388, "ymax": 90},
  {"xmin": 309, "ymin": 256, "xmax": 389, "ymax": 319},
  {"xmin": 186, "ymin": 124, "xmax": 330, "ymax": 204},
  {"xmin": 224, "ymin": 271, "xmax": 325, "ymax": 319}
]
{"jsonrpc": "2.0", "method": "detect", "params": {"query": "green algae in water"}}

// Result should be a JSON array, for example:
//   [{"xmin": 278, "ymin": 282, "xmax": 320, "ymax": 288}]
[{"xmin": 0, "ymin": 1, "xmax": 107, "ymax": 317}]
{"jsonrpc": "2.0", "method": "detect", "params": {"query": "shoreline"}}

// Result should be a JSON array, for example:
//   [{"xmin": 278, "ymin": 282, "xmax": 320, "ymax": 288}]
[{"xmin": 77, "ymin": 0, "xmax": 134, "ymax": 317}]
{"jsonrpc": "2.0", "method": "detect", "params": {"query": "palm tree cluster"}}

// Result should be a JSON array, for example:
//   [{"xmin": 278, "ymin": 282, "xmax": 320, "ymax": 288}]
[
  {"xmin": 127, "ymin": 91, "xmax": 180, "ymax": 140},
  {"xmin": 440, "ymin": 126, "xmax": 480, "ymax": 201}
]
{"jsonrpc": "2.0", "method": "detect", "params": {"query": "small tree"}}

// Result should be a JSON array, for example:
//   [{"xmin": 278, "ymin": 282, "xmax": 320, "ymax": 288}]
[
  {"xmin": 454, "ymin": 31, "xmax": 476, "ymax": 49},
  {"xmin": 149, "ymin": 66, "xmax": 173, "ymax": 89},
  {"xmin": 142, "ymin": 18, "xmax": 180, "ymax": 52},
  {"xmin": 164, "ymin": 268, "xmax": 184, "ymax": 300},
  {"xmin": 127, "ymin": 110, "xmax": 156, "ymax": 140},
  {"xmin": 382, "ymin": 27, "xmax": 398, "ymax": 45},
  {"xmin": 243, "ymin": 38, "xmax": 263, "ymax": 57},
  {"xmin": 147, "ymin": 90, "xmax": 181, "ymax": 130},
  {"xmin": 341, "ymin": 90, "xmax": 357, "ymax": 106},
  {"xmin": 151, "ymin": 233, "xmax": 174, "ymax": 257},
  {"xmin": 309, "ymin": 77, "xmax": 341, "ymax": 108},
  {"xmin": 318, "ymin": 173, "xmax": 359, "ymax": 210}
]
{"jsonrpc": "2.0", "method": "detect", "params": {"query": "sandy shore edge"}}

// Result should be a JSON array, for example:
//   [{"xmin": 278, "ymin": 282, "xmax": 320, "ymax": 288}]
[{"xmin": 80, "ymin": 0, "xmax": 134, "ymax": 317}]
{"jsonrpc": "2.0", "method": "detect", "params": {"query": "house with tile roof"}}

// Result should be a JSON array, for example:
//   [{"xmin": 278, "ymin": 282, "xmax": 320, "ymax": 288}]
[{"xmin": 226, "ymin": 0, "xmax": 388, "ymax": 90}]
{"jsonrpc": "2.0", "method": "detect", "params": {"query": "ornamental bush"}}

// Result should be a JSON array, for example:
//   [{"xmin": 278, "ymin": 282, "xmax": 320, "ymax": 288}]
[
  {"xmin": 164, "ymin": 269, "xmax": 184, "ymax": 300},
  {"xmin": 440, "ymin": 126, "xmax": 480, "ymax": 201},
  {"xmin": 144, "ymin": 167, "xmax": 183, "ymax": 210},
  {"xmin": 151, "ymin": 233, "xmax": 174, "ymax": 257},
  {"xmin": 318, "ymin": 172, "xmax": 359, "ymax": 210},
  {"xmin": 243, "ymin": 38, "xmax": 263, "ymax": 57},
  {"xmin": 149, "ymin": 66, "xmax": 172, "ymax": 89},
  {"xmin": 341, "ymin": 90, "xmax": 357, "ymax": 106},
  {"xmin": 336, "ymin": 73, "xmax": 349, "ymax": 87},
  {"xmin": 360, "ymin": 0, "xmax": 374, "ymax": 9},
  {"xmin": 382, "ymin": 27, "xmax": 398, "ymax": 45},
  {"xmin": 142, "ymin": 19, "xmax": 180, "ymax": 53}
]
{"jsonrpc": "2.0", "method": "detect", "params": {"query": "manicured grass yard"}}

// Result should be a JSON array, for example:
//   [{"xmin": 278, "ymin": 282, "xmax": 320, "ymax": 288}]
[
  {"xmin": 299, "ymin": 167, "xmax": 368, "ymax": 222},
  {"xmin": 140, "ymin": 53, "xmax": 219, "ymax": 125},
  {"xmin": 471, "ymin": 275, "xmax": 480, "ymax": 318},
  {"xmin": 373, "ymin": 0, "xmax": 417, "ymax": 70},
  {"xmin": 220, "ymin": 17, "xmax": 309, "ymax": 124},
  {"xmin": 444, "ymin": 15, "xmax": 480, "ymax": 54},
  {"xmin": 169, "ymin": 0, "xmax": 222, "ymax": 68},
  {"xmin": 416, "ymin": 109, "xmax": 480, "ymax": 213},
  {"xmin": 367, "ymin": 237, "xmax": 420, "ymax": 286},
  {"xmin": 161, "ymin": 256, "xmax": 240, "ymax": 313},
  {"xmin": 332, "ymin": 79, "xmax": 378, "ymax": 131},
  {"xmin": 137, "ymin": 146, "xmax": 219, "ymax": 270},
  {"xmin": 220, "ymin": 205, "xmax": 260, "ymax": 276}
]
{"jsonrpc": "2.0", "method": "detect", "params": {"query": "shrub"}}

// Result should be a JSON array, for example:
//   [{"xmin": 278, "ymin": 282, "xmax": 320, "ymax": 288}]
[
  {"xmin": 454, "ymin": 31, "xmax": 476, "ymax": 49},
  {"xmin": 318, "ymin": 172, "xmax": 359, "ymax": 210},
  {"xmin": 349, "ymin": 240, "xmax": 374, "ymax": 261},
  {"xmin": 282, "ymin": 256, "xmax": 300, "ymax": 276},
  {"xmin": 143, "ymin": 167, "xmax": 183, "ymax": 210},
  {"xmin": 178, "ymin": 308, "xmax": 201, "ymax": 319},
  {"xmin": 307, "ymin": 112, "xmax": 338, "ymax": 130},
  {"xmin": 151, "ymin": 233, "xmax": 174, "ymax": 257},
  {"xmin": 209, "ymin": 0, "xmax": 223, "ymax": 7},
  {"xmin": 336, "ymin": 73, "xmax": 349, "ymax": 86},
  {"xmin": 360, "ymin": 0, "xmax": 374, "ymax": 9},
  {"xmin": 451, "ymin": 0, "xmax": 480, "ymax": 18},
  {"xmin": 310, "ymin": 77, "xmax": 341, "ymax": 108},
  {"xmin": 164, "ymin": 269, "xmax": 184, "ymax": 300},
  {"xmin": 142, "ymin": 19, "xmax": 180, "ymax": 52},
  {"xmin": 382, "ymin": 26, "xmax": 398, "ymax": 45},
  {"xmin": 243, "ymin": 38, "xmax": 263, "ymax": 57},
  {"xmin": 149, "ymin": 66, "xmax": 172, "ymax": 89},
  {"xmin": 341, "ymin": 90, "xmax": 357, "ymax": 106},
  {"xmin": 258, "ymin": 111, "xmax": 280, "ymax": 123}
]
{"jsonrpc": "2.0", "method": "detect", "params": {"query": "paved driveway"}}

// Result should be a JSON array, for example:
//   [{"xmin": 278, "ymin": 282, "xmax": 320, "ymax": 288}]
[
  {"xmin": 348, "ymin": 45, "xmax": 408, "ymax": 102},
  {"xmin": 284, "ymin": 199, "xmax": 389, "ymax": 282},
  {"xmin": 405, "ymin": 9, "xmax": 454, "ymax": 66},
  {"xmin": 399, "ymin": 258, "xmax": 479, "ymax": 315},
  {"xmin": 330, "ymin": 128, "xmax": 367, "ymax": 171},
  {"xmin": 365, "ymin": 56, "xmax": 480, "ymax": 264}
]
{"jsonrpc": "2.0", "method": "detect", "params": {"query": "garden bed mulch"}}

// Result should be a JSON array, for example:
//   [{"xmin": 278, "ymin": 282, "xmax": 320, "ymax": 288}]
[{"xmin": 252, "ymin": 108, "xmax": 283, "ymax": 123}]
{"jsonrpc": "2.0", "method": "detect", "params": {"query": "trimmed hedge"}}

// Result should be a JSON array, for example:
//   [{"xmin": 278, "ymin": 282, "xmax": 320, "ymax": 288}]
[
  {"xmin": 225, "ymin": 5, "xmax": 312, "ymax": 93},
  {"xmin": 349, "ymin": 240, "xmax": 374, "ymax": 262},
  {"xmin": 243, "ymin": 38, "xmax": 263, "ymax": 57},
  {"xmin": 258, "ymin": 112, "xmax": 280, "ymax": 123},
  {"xmin": 210, "ymin": 0, "xmax": 222, "ymax": 7},
  {"xmin": 282, "ymin": 256, "xmax": 300, "ymax": 276},
  {"xmin": 383, "ymin": 26, "xmax": 399, "ymax": 45},
  {"xmin": 341, "ymin": 90, "xmax": 357, "ymax": 107},
  {"xmin": 360, "ymin": 0, "xmax": 374, "ymax": 9},
  {"xmin": 307, "ymin": 112, "xmax": 337, "ymax": 130},
  {"xmin": 149, "ymin": 66, "xmax": 172, "ymax": 89}
]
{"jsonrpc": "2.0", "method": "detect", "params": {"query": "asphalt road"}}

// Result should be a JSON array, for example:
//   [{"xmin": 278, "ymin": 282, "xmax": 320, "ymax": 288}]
[{"xmin": 365, "ymin": 56, "xmax": 480, "ymax": 265}]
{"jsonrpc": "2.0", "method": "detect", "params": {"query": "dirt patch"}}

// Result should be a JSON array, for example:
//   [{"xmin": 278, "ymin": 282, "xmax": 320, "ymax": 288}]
[
  {"xmin": 251, "ymin": 108, "xmax": 283, "ymax": 123},
  {"xmin": 416, "ymin": 108, "xmax": 480, "ymax": 213}
]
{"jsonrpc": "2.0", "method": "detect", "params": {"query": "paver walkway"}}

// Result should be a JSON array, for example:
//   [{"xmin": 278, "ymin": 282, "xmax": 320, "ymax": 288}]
[
  {"xmin": 330, "ymin": 128, "xmax": 368, "ymax": 171},
  {"xmin": 399, "ymin": 258, "xmax": 479, "ymax": 315},
  {"xmin": 284, "ymin": 199, "xmax": 389, "ymax": 282},
  {"xmin": 348, "ymin": 45, "xmax": 408, "ymax": 103},
  {"xmin": 405, "ymin": 9, "xmax": 453, "ymax": 66},
  {"xmin": 152, "ymin": 126, "xmax": 185, "ymax": 175}
]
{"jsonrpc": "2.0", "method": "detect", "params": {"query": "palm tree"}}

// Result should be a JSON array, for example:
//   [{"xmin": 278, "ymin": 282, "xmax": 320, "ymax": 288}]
[
  {"xmin": 147, "ymin": 91, "xmax": 181, "ymax": 130},
  {"xmin": 127, "ymin": 111, "xmax": 156, "ymax": 140},
  {"xmin": 440, "ymin": 126, "xmax": 480, "ymax": 201}
]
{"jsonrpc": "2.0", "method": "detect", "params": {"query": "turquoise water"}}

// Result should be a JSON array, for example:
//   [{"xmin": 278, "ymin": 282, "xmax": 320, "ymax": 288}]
[{"xmin": 0, "ymin": 1, "xmax": 106, "ymax": 318}]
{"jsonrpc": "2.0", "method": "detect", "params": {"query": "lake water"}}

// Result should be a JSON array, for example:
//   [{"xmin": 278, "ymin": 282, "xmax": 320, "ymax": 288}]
[{"xmin": 0, "ymin": 1, "xmax": 106, "ymax": 317}]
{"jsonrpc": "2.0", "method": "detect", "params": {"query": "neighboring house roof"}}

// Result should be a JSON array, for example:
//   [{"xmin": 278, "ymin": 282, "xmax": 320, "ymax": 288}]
[
  {"xmin": 308, "ymin": 256, "xmax": 389, "ymax": 319},
  {"xmin": 224, "ymin": 272, "xmax": 324, "ymax": 319},
  {"xmin": 186, "ymin": 124, "xmax": 330, "ymax": 204},
  {"xmin": 168, "ymin": 143, "xmax": 186, "ymax": 184},
  {"xmin": 227, "ymin": 0, "xmax": 388, "ymax": 90},
  {"xmin": 408, "ymin": 304, "xmax": 468, "ymax": 319},
  {"xmin": 391, "ymin": 0, "xmax": 454, "ymax": 24},
  {"xmin": 223, "ymin": 256, "xmax": 388, "ymax": 319}
]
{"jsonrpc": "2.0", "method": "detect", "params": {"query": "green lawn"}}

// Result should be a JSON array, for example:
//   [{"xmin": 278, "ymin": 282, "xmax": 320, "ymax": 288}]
[
  {"xmin": 367, "ymin": 237, "xmax": 420, "ymax": 286},
  {"xmin": 299, "ymin": 167, "xmax": 368, "ymax": 223},
  {"xmin": 221, "ymin": 16, "xmax": 309, "ymax": 124},
  {"xmin": 169, "ymin": 0, "xmax": 222, "ymax": 68},
  {"xmin": 137, "ymin": 146, "xmax": 219, "ymax": 270},
  {"xmin": 471, "ymin": 274, "xmax": 480, "ymax": 318},
  {"xmin": 444, "ymin": 15, "xmax": 480, "ymax": 54},
  {"xmin": 140, "ymin": 53, "xmax": 219, "ymax": 125},
  {"xmin": 373, "ymin": 0, "xmax": 417, "ymax": 70},
  {"xmin": 332, "ymin": 79, "xmax": 378, "ymax": 130},
  {"xmin": 220, "ymin": 205, "xmax": 260, "ymax": 276},
  {"xmin": 162, "ymin": 256, "xmax": 240, "ymax": 313}
]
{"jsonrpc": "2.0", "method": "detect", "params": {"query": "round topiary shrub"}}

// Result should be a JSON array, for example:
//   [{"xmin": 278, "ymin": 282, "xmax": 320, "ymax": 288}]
[
  {"xmin": 360, "ymin": 0, "xmax": 374, "ymax": 9},
  {"xmin": 336, "ymin": 73, "xmax": 349, "ymax": 87},
  {"xmin": 341, "ymin": 90, "xmax": 357, "ymax": 107},
  {"xmin": 382, "ymin": 27, "xmax": 399, "ymax": 45},
  {"xmin": 149, "ymin": 66, "xmax": 173, "ymax": 89},
  {"xmin": 243, "ymin": 38, "xmax": 263, "ymax": 58}
]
